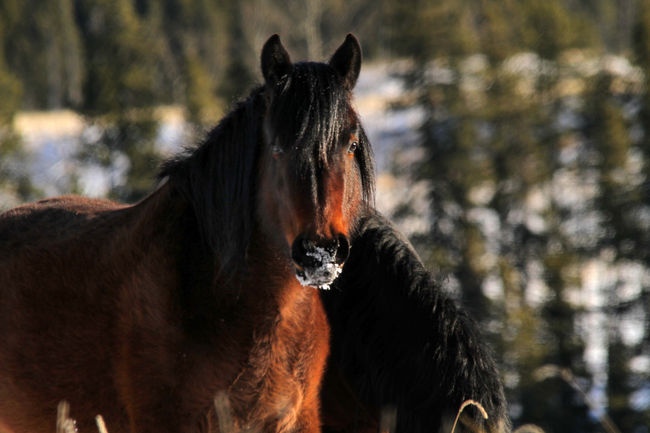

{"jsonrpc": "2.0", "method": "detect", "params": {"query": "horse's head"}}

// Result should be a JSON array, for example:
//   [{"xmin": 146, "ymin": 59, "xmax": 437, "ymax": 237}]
[{"xmin": 258, "ymin": 34, "xmax": 374, "ymax": 289}]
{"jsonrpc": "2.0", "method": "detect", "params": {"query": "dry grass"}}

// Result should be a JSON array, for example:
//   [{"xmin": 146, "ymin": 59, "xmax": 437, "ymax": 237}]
[
  {"xmin": 56, "ymin": 402, "xmax": 77, "ymax": 433},
  {"xmin": 54, "ymin": 398, "xmax": 513, "ymax": 433},
  {"xmin": 214, "ymin": 391, "xmax": 236, "ymax": 433},
  {"xmin": 56, "ymin": 401, "xmax": 107, "ymax": 433},
  {"xmin": 449, "ymin": 399, "xmax": 489, "ymax": 433},
  {"xmin": 95, "ymin": 416, "xmax": 108, "ymax": 433},
  {"xmin": 53, "ymin": 392, "xmax": 589, "ymax": 433}
]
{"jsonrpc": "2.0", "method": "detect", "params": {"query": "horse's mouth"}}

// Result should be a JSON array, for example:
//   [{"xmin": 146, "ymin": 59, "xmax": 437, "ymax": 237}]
[{"xmin": 295, "ymin": 262, "xmax": 343, "ymax": 290}]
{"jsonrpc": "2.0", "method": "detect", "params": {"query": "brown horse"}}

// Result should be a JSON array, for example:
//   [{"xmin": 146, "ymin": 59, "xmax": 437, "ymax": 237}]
[{"xmin": 0, "ymin": 34, "xmax": 374, "ymax": 433}]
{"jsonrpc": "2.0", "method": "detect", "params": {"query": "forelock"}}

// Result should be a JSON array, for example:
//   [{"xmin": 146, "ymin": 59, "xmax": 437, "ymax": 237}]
[
  {"xmin": 266, "ymin": 62, "xmax": 352, "ymax": 166},
  {"xmin": 264, "ymin": 61, "xmax": 375, "ymax": 206}
]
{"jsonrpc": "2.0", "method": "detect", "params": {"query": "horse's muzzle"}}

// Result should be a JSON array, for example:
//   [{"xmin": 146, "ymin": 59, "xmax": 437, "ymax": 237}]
[{"xmin": 291, "ymin": 233, "xmax": 350, "ymax": 290}]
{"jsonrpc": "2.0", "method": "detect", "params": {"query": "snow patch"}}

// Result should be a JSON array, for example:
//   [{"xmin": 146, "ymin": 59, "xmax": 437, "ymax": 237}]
[{"xmin": 294, "ymin": 246, "xmax": 343, "ymax": 290}]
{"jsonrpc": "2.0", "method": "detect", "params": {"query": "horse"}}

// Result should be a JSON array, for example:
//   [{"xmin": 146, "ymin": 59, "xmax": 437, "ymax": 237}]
[
  {"xmin": 0, "ymin": 34, "xmax": 374, "ymax": 433},
  {"xmin": 319, "ymin": 210, "xmax": 510, "ymax": 433}
]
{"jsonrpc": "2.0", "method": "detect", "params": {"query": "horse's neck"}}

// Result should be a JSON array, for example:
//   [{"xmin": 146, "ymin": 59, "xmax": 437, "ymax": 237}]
[
  {"xmin": 122, "ymin": 181, "xmax": 185, "ymax": 238},
  {"xmin": 128, "ymin": 184, "xmax": 312, "ymax": 321},
  {"xmin": 238, "ymin": 227, "xmax": 302, "ymax": 298}
]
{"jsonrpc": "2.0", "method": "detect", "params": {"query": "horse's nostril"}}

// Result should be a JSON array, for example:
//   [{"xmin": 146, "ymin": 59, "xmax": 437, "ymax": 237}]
[
  {"xmin": 335, "ymin": 234, "xmax": 350, "ymax": 265},
  {"xmin": 292, "ymin": 235, "xmax": 322, "ymax": 268},
  {"xmin": 292, "ymin": 233, "xmax": 349, "ymax": 269}
]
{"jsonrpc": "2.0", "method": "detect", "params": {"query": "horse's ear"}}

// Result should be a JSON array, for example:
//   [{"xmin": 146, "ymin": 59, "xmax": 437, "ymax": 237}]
[
  {"xmin": 261, "ymin": 34, "xmax": 293, "ymax": 88},
  {"xmin": 329, "ymin": 34, "xmax": 362, "ymax": 90}
]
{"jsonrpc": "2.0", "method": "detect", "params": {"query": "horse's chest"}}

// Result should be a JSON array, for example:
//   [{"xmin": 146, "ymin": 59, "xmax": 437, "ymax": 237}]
[{"xmin": 226, "ymin": 287, "xmax": 329, "ymax": 432}]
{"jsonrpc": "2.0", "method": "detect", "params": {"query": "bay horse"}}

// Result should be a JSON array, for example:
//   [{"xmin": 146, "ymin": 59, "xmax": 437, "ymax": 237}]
[
  {"xmin": 319, "ymin": 210, "xmax": 510, "ymax": 433},
  {"xmin": 0, "ymin": 34, "xmax": 374, "ymax": 433}
]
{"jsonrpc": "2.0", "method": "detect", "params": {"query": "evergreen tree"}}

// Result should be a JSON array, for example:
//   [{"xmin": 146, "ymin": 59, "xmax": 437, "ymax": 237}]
[
  {"xmin": 75, "ymin": 0, "xmax": 159, "ymax": 114},
  {"xmin": 1, "ymin": 0, "xmax": 83, "ymax": 109},
  {"xmin": 217, "ymin": 1, "xmax": 255, "ymax": 109},
  {"xmin": 395, "ymin": 4, "xmax": 608, "ymax": 428},
  {"xmin": 583, "ymin": 73, "xmax": 645, "ymax": 259},
  {"xmin": 519, "ymin": 0, "xmax": 595, "ymax": 60},
  {"xmin": 0, "ymin": 11, "xmax": 39, "ymax": 208},
  {"xmin": 607, "ymin": 331, "xmax": 644, "ymax": 433},
  {"xmin": 475, "ymin": 0, "xmax": 524, "ymax": 64},
  {"xmin": 580, "ymin": 69, "xmax": 649, "ymax": 431},
  {"xmin": 0, "ymin": 68, "xmax": 36, "ymax": 209},
  {"xmin": 630, "ymin": 2, "xmax": 650, "ymax": 429},
  {"xmin": 74, "ymin": 0, "xmax": 162, "ymax": 202},
  {"xmin": 384, "ymin": 0, "xmax": 476, "ymax": 61},
  {"xmin": 146, "ymin": 0, "xmax": 228, "ymax": 125}
]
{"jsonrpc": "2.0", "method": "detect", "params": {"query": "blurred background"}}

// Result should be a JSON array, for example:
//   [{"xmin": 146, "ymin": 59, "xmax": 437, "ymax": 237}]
[{"xmin": 0, "ymin": 1, "xmax": 649, "ymax": 432}]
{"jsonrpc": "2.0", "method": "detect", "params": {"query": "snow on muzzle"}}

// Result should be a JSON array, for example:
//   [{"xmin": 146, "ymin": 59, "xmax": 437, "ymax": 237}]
[{"xmin": 291, "ymin": 233, "xmax": 350, "ymax": 290}]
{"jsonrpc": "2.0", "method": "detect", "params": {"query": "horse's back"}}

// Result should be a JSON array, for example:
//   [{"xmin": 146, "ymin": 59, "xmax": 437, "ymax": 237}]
[{"xmin": 0, "ymin": 196, "xmax": 124, "ymax": 252}]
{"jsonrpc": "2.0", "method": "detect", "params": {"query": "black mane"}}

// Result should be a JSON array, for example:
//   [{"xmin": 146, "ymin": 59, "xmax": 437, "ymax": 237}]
[
  {"xmin": 323, "ymin": 209, "xmax": 509, "ymax": 433},
  {"xmin": 159, "ymin": 61, "xmax": 374, "ymax": 280},
  {"xmin": 159, "ymin": 87, "xmax": 265, "ymax": 279}
]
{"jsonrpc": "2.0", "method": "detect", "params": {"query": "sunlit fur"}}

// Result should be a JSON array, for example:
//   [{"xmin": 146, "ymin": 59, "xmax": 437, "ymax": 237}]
[{"xmin": 320, "ymin": 210, "xmax": 510, "ymax": 433}]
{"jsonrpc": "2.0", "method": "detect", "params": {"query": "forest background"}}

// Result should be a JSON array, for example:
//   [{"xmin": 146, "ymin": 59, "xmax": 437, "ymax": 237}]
[{"xmin": 0, "ymin": 1, "xmax": 649, "ymax": 432}]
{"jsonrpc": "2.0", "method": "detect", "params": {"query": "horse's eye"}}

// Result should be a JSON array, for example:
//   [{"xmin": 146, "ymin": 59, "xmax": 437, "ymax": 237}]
[{"xmin": 347, "ymin": 141, "xmax": 358, "ymax": 154}]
